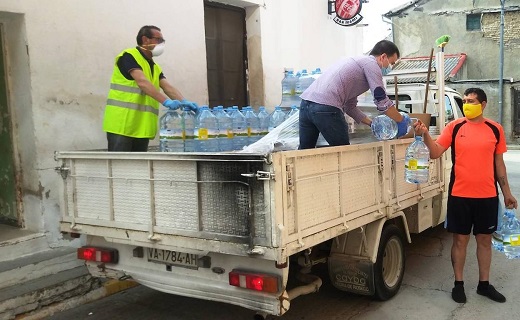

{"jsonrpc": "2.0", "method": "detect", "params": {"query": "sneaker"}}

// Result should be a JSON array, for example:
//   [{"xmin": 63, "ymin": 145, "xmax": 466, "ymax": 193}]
[
  {"xmin": 477, "ymin": 284, "xmax": 506, "ymax": 303},
  {"xmin": 452, "ymin": 285, "xmax": 466, "ymax": 303}
]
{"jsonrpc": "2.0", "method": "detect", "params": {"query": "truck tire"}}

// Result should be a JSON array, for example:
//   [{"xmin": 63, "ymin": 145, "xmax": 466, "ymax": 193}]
[{"xmin": 374, "ymin": 224, "xmax": 405, "ymax": 301}]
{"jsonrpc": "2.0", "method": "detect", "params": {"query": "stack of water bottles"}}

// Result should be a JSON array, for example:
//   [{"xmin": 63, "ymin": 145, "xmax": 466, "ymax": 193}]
[
  {"xmin": 492, "ymin": 208, "xmax": 520, "ymax": 259},
  {"xmin": 160, "ymin": 105, "xmax": 273, "ymax": 153},
  {"xmin": 280, "ymin": 67, "xmax": 322, "ymax": 108}
]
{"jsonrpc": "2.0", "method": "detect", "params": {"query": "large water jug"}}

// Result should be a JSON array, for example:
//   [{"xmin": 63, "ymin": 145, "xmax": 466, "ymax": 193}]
[
  {"xmin": 159, "ymin": 109, "xmax": 184, "ymax": 152},
  {"xmin": 501, "ymin": 209, "xmax": 520, "ymax": 259},
  {"xmin": 312, "ymin": 68, "xmax": 322, "ymax": 80},
  {"xmin": 231, "ymin": 107, "xmax": 248, "ymax": 150},
  {"xmin": 371, "ymin": 115, "xmax": 398, "ymax": 140},
  {"xmin": 269, "ymin": 106, "xmax": 287, "ymax": 132},
  {"xmin": 214, "ymin": 106, "xmax": 234, "ymax": 151},
  {"xmin": 257, "ymin": 106, "xmax": 270, "ymax": 139},
  {"xmin": 182, "ymin": 107, "xmax": 196, "ymax": 152},
  {"xmin": 281, "ymin": 70, "xmax": 297, "ymax": 108},
  {"xmin": 295, "ymin": 69, "xmax": 314, "ymax": 103},
  {"xmin": 244, "ymin": 106, "xmax": 260, "ymax": 145},
  {"xmin": 405, "ymin": 136, "xmax": 430, "ymax": 184},
  {"xmin": 195, "ymin": 106, "xmax": 219, "ymax": 152}
]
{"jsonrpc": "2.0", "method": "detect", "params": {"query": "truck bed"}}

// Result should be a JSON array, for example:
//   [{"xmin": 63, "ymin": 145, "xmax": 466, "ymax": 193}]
[{"xmin": 55, "ymin": 138, "xmax": 445, "ymax": 263}]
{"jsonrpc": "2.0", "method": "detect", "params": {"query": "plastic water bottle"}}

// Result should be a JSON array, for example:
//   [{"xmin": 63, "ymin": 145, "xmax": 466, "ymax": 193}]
[
  {"xmin": 195, "ymin": 106, "xmax": 219, "ymax": 152},
  {"xmin": 159, "ymin": 109, "xmax": 184, "ymax": 152},
  {"xmin": 312, "ymin": 68, "xmax": 322, "ymax": 80},
  {"xmin": 244, "ymin": 106, "xmax": 260, "ymax": 145},
  {"xmin": 286, "ymin": 105, "xmax": 300, "ymax": 136},
  {"xmin": 231, "ymin": 107, "xmax": 247, "ymax": 150},
  {"xmin": 371, "ymin": 115, "xmax": 398, "ymax": 140},
  {"xmin": 501, "ymin": 209, "xmax": 520, "ymax": 259},
  {"xmin": 257, "ymin": 106, "xmax": 270, "ymax": 139},
  {"xmin": 281, "ymin": 70, "xmax": 297, "ymax": 108},
  {"xmin": 295, "ymin": 69, "xmax": 314, "ymax": 102},
  {"xmin": 405, "ymin": 135, "xmax": 430, "ymax": 184},
  {"xmin": 269, "ymin": 106, "xmax": 287, "ymax": 132},
  {"xmin": 182, "ymin": 107, "xmax": 196, "ymax": 152},
  {"xmin": 214, "ymin": 106, "xmax": 233, "ymax": 151}
]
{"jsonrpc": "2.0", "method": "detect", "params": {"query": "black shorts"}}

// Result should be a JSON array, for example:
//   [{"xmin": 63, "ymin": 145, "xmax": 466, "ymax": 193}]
[{"xmin": 445, "ymin": 195, "xmax": 499, "ymax": 235}]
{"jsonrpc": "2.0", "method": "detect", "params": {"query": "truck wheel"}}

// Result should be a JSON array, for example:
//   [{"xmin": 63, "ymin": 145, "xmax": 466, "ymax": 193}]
[{"xmin": 374, "ymin": 224, "xmax": 405, "ymax": 301}]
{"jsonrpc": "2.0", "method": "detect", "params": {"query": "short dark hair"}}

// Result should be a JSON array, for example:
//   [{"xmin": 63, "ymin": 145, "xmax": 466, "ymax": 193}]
[
  {"xmin": 463, "ymin": 88, "xmax": 487, "ymax": 103},
  {"xmin": 369, "ymin": 40, "xmax": 400, "ymax": 59},
  {"xmin": 136, "ymin": 25, "xmax": 161, "ymax": 45}
]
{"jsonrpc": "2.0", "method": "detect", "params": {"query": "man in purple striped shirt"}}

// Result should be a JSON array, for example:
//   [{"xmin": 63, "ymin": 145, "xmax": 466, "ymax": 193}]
[{"xmin": 299, "ymin": 40, "xmax": 409, "ymax": 149}]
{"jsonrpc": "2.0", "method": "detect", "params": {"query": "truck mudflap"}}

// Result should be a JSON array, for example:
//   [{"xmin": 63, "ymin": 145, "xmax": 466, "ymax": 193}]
[{"xmin": 328, "ymin": 254, "xmax": 375, "ymax": 296}]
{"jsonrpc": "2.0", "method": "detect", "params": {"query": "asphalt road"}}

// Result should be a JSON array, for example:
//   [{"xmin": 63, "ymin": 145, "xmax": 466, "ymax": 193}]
[{"xmin": 48, "ymin": 150, "xmax": 520, "ymax": 320}]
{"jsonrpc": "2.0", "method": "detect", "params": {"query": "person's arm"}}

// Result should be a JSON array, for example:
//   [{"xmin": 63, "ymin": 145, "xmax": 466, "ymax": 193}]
[
  {"xmin": 129, "ymin": 69, "xmax": 169, "ymax": 104},
  {"xmin": 413, "ymin": 120, "xmax": 448, "ymax": 159},
  {"xmin": 159, "ymin": 78, "xmax": 185, "ymax": 101},
  {"xmin": 342, "ymin": 97, "xmax": 368, "ymax": 125},
  {"xmin": 495, "ymin": 153, "xmax": 518, "ymax": 209}
]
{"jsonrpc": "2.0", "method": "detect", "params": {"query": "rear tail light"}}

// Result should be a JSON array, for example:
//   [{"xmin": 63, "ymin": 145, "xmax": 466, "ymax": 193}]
[
  {"xmin": 77, "ymin": 247, "xmax": 118, "ymax": 263},
  {"xmin": 229, "ymin": 270, "xmax": 280, "ymax": 293}
]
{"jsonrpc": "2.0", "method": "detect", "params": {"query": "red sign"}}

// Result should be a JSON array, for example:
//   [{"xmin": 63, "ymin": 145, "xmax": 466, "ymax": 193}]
[{"xmin": 329, "ymin": 0, "xmax": 364, "ymax": 27}]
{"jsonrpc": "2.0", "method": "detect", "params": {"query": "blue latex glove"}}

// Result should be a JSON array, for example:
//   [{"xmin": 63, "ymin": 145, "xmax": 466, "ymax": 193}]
[
  {"xmin": 180, "ymin": 99, "xmax": 199, "ymax": 112},
  {"xmin": 162, "ymin": 99, "xmax": 182, "ymax": 111},
  {"xmin": 396, "ymin": 113, "xmax": 411, "ymax": 138}
]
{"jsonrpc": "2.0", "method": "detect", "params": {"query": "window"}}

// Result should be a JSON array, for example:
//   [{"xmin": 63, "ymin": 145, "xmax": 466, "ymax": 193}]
[{"xmin": 466, "ymin": 14, "xmax": 481, "ymax": 31}]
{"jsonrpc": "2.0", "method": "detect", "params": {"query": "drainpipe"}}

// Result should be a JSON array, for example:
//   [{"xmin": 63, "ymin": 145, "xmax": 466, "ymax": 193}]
[{"xmin": 498, "ymin": 0, "xmax": 505, "ymax": 124}]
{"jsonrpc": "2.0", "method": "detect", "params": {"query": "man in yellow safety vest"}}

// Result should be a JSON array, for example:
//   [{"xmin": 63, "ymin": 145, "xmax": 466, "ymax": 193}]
[{"xmin": 103, "ymin": 25, "xmax": 198, "ymax": 151}]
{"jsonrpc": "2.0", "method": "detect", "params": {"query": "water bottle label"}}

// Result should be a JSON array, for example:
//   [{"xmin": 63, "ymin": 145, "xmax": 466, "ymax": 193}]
[
  {"xmin": 405, "ymin": 159, "xmax": 429, "ymax": 171},
  {"xmin": 226, "ymin": 129, "xmax": 234, "ymax": 139},
  {"xmin": 197, "ymin": 128, "xmax": 209, "ymax": 140},
  {"xmin": 504, "ymin": 234, "xmax": 520, "ymax": 246},
  {"xmin": 407, "ymin": 159, "xmax": 418, "ymax": 170},
  {"xmin": 247, "ymin": 127, "xmax": 260, "ymax": 137},
  {"xmin": 160, "ymin": 130, "xmax": 182, "ymax": 139},
  {"xmin": 235, "ymin": 127, "xmax": 247, "ymax": 137}
]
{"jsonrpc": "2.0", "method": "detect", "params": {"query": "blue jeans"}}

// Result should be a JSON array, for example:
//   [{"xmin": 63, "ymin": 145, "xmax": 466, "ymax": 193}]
[{"xmin": 299, "ymin": 100, "xmax": 350, "ymax": 149}]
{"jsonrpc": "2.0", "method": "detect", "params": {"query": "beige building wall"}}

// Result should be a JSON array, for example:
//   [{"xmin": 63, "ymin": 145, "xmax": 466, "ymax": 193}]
[{"xmin": 0, "ymin": 0, "xmax": 364, "ymax": 245}]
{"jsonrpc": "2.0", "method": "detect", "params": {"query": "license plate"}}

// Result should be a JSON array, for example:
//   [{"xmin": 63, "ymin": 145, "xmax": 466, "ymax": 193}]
[{"xmin": 147, "ymin": 248, "xmax": 198, "ymax": 269}]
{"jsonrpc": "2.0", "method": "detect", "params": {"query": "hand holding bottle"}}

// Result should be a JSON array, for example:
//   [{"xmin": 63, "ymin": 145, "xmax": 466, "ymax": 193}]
[
  {"xmin": 413, "ymin": 119, "xmax": 429, "ymax": 136},
  {"xmin": 396, "ymin": 113, "xmax": 411, "ymax": 138},
  {"xmin": 162, "ymin": 99, "xmax": 182, "ymax": 111},
  {"xmin": 180, "ymin": 99, "xmax": 199, "ymax": 112}
]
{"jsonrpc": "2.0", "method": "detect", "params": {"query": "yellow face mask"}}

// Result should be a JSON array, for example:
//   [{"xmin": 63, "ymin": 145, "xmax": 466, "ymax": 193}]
[{"xmin": 462, "ymin": 103, "xmax": 482, "ymax": 119}]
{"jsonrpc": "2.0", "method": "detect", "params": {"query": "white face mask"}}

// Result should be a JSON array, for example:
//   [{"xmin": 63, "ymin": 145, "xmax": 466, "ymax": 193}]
[{"xmin": 152, "ymin": 43, "xmax": 165, "ymax": 57}]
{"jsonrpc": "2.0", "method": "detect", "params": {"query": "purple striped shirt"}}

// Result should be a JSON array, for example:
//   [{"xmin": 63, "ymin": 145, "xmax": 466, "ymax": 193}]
[{"xmin": 300, "ymin": 55, "xmax": 394, "ymax": 123}]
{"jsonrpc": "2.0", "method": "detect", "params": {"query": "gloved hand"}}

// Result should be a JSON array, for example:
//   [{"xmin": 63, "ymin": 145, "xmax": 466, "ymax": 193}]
[
  {"xmin": 162, "ymin": 99, "xmax": 182, "ymax": 111},
  {"xmin": 180, "ymin": 99, "xmax": 199, "ymax": 112},
  {"xmin": 396, "ymin": 113, "xmax": 411, "ymax": 138}
]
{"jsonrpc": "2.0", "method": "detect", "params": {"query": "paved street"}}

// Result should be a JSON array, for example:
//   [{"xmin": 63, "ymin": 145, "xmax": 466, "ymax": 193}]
[{"xmin": 48, "ymin": 151, "xmax": 520, "ymax": 320}]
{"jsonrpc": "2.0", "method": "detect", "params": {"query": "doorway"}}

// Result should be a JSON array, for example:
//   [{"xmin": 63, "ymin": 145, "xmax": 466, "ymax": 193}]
[
  {"xmin": 204, "ymin": 1, "xmax": 248, "ymax": 108},
  {"xmin": 0, "ymin": 24, "xmax": 19, "ymax": 227}
]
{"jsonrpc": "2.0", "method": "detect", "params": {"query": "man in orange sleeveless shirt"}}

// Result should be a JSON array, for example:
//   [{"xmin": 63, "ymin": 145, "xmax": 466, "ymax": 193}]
[{"xmin": 414, "ymin": 87, "xmax": 517, "ymax": 304}]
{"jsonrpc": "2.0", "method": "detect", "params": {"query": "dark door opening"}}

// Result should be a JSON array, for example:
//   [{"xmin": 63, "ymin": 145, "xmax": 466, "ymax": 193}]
[
  {"xmin": 0, "ymin": 24, "xmax": 19, "ymax": 226},
  {"xmin": 204, "ymin": 1, "xmax": 248, "ymax": 108}
]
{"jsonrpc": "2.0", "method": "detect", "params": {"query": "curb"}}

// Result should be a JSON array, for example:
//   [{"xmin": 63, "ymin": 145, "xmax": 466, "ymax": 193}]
[
  {"xmin": 17, "ymin": 280, "xmax": 139, "ymax": 320},
  {"xmin": 102, "ymin": 279, "xmax": 140, "ymax": 296}
]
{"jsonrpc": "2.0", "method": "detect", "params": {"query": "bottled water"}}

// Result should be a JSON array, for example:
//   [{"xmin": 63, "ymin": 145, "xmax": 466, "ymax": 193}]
[
  {"xmin": 231, "ymin": 107, "xmax": 248, "ymax": 150},
  {"xmin": 269, "ymin": 106, "xmax": 287, "ymax": 132},
  {"xmin": 214, "ymin": 106, "xmax": 234, "ymax": 151},
  {"xmin": 371, "ymin": 115, "xmax": 398, "ymax": 140},
  {"xmin": 312, "ymin": 67, "xmax": 322, "ymax": 80},
  {"xmin": 405, "ymin": 135, "xmax": 430, "ymax": 184},
  {"xmin": 286, "ymin": 105, "xmax": 300, "ymax": 136},
  {"xmin": 244, "ymin": 106, "xmax": 261, "ymax": 145},
  {"xmin": 159, "ymin": 109, "xmax": 184, "ymax": 152},
  {"xmin": 182, "ymin": 107, "xmax": 196, "ymax": 152},
  {"xmin": 257, "ymin": 106, "xmax": 270, "ymax": 139},
  {"xmin": 281, "ymin": 70, "xmax": 297, "ymax": 108},
  {"xmin": 194, "ymin": 106, "xmax": 219, "ymax": 152},
  {"xmin": 500, "ymin": 209, "xmax": 520, "ymax": 259},
  {"xmin": 295, "ymin": 69, "xmax": 314, "ymax": 103}
]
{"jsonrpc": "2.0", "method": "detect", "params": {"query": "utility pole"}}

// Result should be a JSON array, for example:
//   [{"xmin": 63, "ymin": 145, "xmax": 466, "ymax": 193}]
[{"xmin": 498, "ymin": 0, "xmax": 505, "ymax": 124}]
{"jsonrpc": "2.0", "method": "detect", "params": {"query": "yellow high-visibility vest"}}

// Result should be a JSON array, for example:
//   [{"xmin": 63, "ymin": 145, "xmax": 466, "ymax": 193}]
[{"xmin": 103, "ymin": 48, "xmax": 162, "ymax": 138}]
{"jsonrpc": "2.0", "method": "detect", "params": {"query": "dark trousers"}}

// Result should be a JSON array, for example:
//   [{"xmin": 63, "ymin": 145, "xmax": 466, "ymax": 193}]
[
  {"xmin": 298, "ymin": 100, "xmax": 350, "ymax": 149},
  {"xmin": 107, "ymin": 132, "xmax": 150, "ymax": 152}
]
